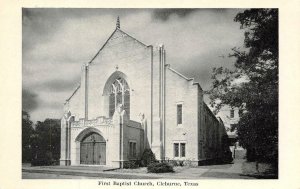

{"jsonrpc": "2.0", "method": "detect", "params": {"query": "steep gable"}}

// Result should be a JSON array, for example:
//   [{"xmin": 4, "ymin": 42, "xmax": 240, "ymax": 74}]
[{"xmin": 88, "ymin": 28, "xmax": 148, "ymax": 65}]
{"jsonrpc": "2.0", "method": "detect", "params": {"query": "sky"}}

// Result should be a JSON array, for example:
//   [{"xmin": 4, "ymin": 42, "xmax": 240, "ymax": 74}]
[{"xmin": 22, "ymin": 8, "xmax": 245, "ymax": 123}]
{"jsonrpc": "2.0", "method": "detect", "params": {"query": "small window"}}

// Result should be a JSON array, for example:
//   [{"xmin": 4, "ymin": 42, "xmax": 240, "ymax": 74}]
[
  {"xmin": 129, "ymin": 142, "xmax": 132, "ymax": 156},
  {"xmin": 133, "ymin": 143, "xmax": 136, "ymax": 157},
  {"xmin": 174, "ymin": 143, "xmax": 179, "ymax": 157},
  {"xmin": 174, "ymin": 142, "xmax": 186, "ymax": 158},
  {"xmin": 129, "ymin": 141, "xmax": 136, "ymax": 158},
  {"xmin": 177, "ymin": 104, "xmax": 182, "ymax": 125},
  {"xmin": 180, "ymin": 143, "xmax": 186, "ymax": 157},
  {"xmin": 230, "ymin": 109, "xmax": 234, "ymax": 118}
]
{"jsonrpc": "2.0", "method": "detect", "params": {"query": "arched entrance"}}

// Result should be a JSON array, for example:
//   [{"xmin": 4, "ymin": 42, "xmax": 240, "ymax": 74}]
[{"xmin": 80, "ymin": 132, "xmax": 106, "ymax": 165}]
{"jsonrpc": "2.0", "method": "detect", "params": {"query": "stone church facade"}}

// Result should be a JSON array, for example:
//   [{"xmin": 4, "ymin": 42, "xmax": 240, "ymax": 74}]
[{"xmin": 60, "ymin": 19, "xmax": 230, "ymax": 168}]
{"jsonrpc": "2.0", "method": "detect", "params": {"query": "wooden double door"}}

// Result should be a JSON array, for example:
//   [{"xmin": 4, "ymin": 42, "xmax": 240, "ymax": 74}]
[{"xmin": 80, "ymin": 132, "xmax": 106, "ymax": 165}]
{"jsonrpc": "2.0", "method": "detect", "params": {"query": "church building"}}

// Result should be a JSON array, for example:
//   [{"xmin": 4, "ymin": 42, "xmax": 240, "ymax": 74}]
[{"xmin": 60, "ymin": 18, "xmax": 230, "ymax": 168}]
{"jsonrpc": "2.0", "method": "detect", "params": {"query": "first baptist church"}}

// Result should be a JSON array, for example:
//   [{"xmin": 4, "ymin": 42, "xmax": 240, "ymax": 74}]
[{"xmin": 60, "ymin": 18, "xmax": 230, "ymax": 168}]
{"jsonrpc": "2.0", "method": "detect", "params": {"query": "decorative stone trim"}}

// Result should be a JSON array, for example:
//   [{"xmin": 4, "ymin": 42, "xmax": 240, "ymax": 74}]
[{"xmin": 71, "ymin": 117, "xmax": 113, "ymax": 127}]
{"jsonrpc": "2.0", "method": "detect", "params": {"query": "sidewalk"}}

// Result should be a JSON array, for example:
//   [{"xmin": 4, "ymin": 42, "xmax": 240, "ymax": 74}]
[
  {"xmin": 22, "ymin": 166, "xmax": 163, "ymax": 179},
  {"xmin": 199, "ymin": 159, "xmax": 252, "ymax": 179},
  {"xmin": 22, "ymin": 160, "xmax": 251, "ymax": 179}
]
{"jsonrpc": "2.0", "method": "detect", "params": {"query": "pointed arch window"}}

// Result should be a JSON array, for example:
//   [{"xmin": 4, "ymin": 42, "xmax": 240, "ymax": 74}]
[{"xmin": 108, "ymin": 77, "xmax": 130, "ymax": 118}]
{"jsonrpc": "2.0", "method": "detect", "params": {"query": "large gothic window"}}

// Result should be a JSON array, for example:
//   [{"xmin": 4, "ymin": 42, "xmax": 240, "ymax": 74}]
[{"xmin": 108, "ymin": 77, "xmax": 130, "ymax": 118}]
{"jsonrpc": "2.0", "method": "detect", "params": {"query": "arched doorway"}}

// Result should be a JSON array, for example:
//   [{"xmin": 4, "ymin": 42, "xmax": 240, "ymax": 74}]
[{"xmin": 80, "ymin": 132, "xmax": 106, "ymax": 165}]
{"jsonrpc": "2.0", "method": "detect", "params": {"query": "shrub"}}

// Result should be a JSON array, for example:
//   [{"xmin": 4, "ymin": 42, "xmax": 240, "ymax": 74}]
[
  {"xmin": 31, "ymin": 157, "xmax": 54, "ymax": 166},
  {"xmin": 31, "ymin": 159, "xmax": 48, "ymax": 166},
  {"xmin": 147, "ymin": 162, "xmax": 174, "ymax": 173},
  {"xmin": 140, "ymin": 149, "xmax": 156, "ymax": 167},
  {"xmin": 31, "ymin": 151, "xmax": 54, "ymax": 166},
  {"xmin": 124, "ymin": 160, "xmax": 140, "ymax": 169},
  {"xmin": 178, "ymin": 160, "xmax": 184, "ymax": 166},
  {"xmin": 183, "ymin": 160, "xmax": 193, "ymax": 166},
  {"xmin": 169, "ymin": 160, "xmax": 184, "ymax": 167}
]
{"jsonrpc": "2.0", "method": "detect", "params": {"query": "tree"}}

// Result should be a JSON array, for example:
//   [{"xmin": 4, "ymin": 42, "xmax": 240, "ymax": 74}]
[
  {"xmin": 32, "ymin": 119, "xmax": 61, "ymax": 165},
  {"xmin": 207, "ymin": 9, "xmax": 278, "ymax": 164},
  {"xmin": 22, "ymin": 111, "xmax": 35, "ymax": 162}
]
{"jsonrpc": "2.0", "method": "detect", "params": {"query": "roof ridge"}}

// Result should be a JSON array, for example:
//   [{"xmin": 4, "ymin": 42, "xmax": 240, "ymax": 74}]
[
  {"xmin": 167, "ymin": 66, "xmax": 203, "ymax": 91},
  {"xmin": 65, "ymin": 84, "xmax": 80, "ymax": 102},
  {"xmin": 88, "ymin": 28, "xmax": 118, "ymax": 65},
  {"xmin": 118, "ymin": 29, "xmax": 148, "ymax": 47},
  {"xmin": 88, "ymin": 28, "xmax": 148, "ymax": 65},
  {"xmin": 167, "ymin": 66, "xmax": 193, "ymax": 81}
]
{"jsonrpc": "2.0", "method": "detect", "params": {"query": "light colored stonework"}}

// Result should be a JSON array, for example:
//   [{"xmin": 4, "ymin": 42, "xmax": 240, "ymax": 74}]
[{"xmin": 60, "ymin": 21, "xmax": 231, "ymax": 168}]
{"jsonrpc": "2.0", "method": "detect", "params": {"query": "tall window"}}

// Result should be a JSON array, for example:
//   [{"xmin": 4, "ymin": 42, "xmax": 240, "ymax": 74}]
[
  {"xmin": 174, "ymin": 143, "xmax": 186, "ymax": 158},
  {"xmin": 109, "ymin": 93, "xmax": 115, "ymax": 117},
  {"xmin": 174, "ymin": 143, "xmax": 179, "ymax": 157},
  {"xmin": 108, "ymin": 77, "xmax": 130, "ymax": 118},
  {"xmin": 177, "ymin": 104, "xmax": 182, "ymax": 125},
  {"xmin": 180, "ymin": 143, "xmax": 186, "ymax": 157},
  {"xmin": 129, "ymin": 141, "xmax": 136, "ymax": 158}
]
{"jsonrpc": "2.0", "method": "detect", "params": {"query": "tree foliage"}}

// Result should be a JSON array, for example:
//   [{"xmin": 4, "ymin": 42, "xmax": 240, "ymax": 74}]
[
  {"xmin": 22, "ymin": 111, "xmax": 35, "ymax": 162},
  {"xmin": 32, "ymin": 119, "xmax": 61, "ymax": 164},
  {"xmin": 22, "ymin": 110, "xmax": 61, "ymax": 165},
  {"xmin": 140, "ymin": 149, "xmax": 157, "ymax": 167},
  {"xmin": 208, "ymin": 9, "xmax": 278, "ymax": 163}
]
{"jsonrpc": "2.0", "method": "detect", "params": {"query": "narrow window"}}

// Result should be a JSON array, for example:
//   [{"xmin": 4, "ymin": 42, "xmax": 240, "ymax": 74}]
[
  {"xmin": 230, "ymin": 109, "xmax": 234, "ymax": 118},
  {"xmin": 109, "ymin": 93, "xmax": 115, "ymax": 117},
  {"xmin": 124, "ymin": 90, "xmax": 130, "ymax": 117},
  {"xmin": 180, "ymin": 143, "xmax": 186, "ymax": 157},
  {"xmin": 129, "ymin": 142, "xmax": 136, "ymax": 157},
  {"xmin": 177, "ymin": 104, "xmax": 182, "ymax": 125},
  {"xmin": 133, "ymin": 143, "xmax": 136, "ymax": 157},
  {"xmin": 129, "ymin": 142, "xmax": 132, "ymax": 157},
  {"xmin": 116, "ymin": 91, "xmax": 122, "ymax": 108},
  {"xmin": 174, "ymin": 143, "xmax": 179, "ymax": 157}
]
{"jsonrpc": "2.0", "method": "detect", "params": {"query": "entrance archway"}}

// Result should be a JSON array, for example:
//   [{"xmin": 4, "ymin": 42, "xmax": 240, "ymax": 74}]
[{"xmin": 80, "ymin": 132, "xmax": 106, "ymax": 165}]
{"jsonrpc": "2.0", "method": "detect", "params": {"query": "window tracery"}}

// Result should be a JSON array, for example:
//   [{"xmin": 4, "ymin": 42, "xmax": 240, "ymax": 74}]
[{"xmin": 108, "ymin": 77, "xmax": 130, "ymax": 118}]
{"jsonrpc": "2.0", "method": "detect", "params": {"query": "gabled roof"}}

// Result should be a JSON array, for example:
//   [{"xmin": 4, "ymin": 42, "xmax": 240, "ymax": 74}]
[
  {"xmin": 65, "ymin": 27, "xmax": 149, "ymax": 103},
  {"xmin": 65, "ymin": 85, "xmax": 80, "ymax": 102},
  {"xmin": 88, "ymin": 28, "xmax": 148, "ymax": 65}
]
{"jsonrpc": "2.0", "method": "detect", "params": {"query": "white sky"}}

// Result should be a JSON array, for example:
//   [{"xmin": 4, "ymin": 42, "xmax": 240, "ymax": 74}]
[{"xmin": 22, "ymin": 8, "xmax": 245, "ymax": 123}]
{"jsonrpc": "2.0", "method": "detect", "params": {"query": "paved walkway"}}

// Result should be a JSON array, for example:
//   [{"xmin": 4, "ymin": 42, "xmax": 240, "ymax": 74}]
[
  {"xmin": 22, "ymin": 159, "xmax": 254, "ymax": 179},
  {"xmin": 199, "ymin": 159, "xmax": 252, "ymax": 179},
  {"xmin": 22, "ymin": 166, "xmax": 162, "ymax": 179}
]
